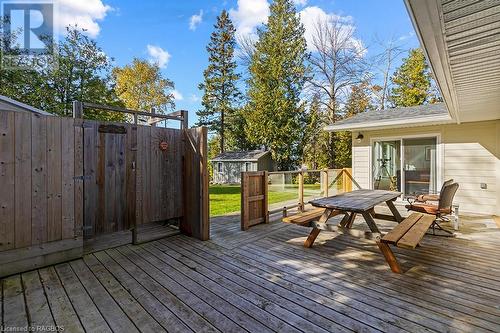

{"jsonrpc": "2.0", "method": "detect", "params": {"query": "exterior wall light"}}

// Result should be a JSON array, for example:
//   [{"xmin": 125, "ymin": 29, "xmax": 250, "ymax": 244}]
[{"xmin": 356, "ymin": 133, "xmax": 364, "ymax": 143}]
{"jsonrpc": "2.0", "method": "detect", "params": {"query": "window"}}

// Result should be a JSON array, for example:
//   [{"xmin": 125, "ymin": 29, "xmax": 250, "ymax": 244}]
[
  {"xmin": 245, "ymin": 162, "xmax": 252, "ymax": 172},
  {"xmin": 217, "ymin": 162, "xmax": 222, "ymax": 173}
]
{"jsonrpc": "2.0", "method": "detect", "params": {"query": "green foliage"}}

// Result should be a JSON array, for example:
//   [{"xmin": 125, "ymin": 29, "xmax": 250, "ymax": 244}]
[
  {"xmin": 302, "ymin": 95, "xmax": 329, "ymax": 169},
  {"xmin": 390, "ymin": 48, "xmax": 433, "ymax": 107},
  {"xmin": 245, "ymin": 0, "xmax": 309, "ymax": 170},
  {"xmin": 197, "ymin": 10, "xmax": 241, "ymax": 152},
  {"xmin": 0, "ymin": 26, "xmax": 125, "ymax": 121},
  {"xmin": 113, "ymin": 58, "xmax": 175, "ymax": 114}
]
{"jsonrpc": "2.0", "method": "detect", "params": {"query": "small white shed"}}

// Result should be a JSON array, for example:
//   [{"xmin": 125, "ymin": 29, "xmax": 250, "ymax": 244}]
[{"xmin": 211, "ymin": 150, "xmax": 275, "ymax": 184}]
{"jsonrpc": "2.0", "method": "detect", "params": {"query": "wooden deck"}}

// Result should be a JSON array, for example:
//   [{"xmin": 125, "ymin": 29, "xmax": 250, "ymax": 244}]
[{"xmin": 2, "ymin": 210, "xmax": 500, "ymax": 332}]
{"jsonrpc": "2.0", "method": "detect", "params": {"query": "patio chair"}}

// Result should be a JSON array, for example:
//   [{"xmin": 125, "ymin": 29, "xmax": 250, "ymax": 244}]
[
  {"xmin": 405, "ymin": 182, "xmax": 459, "ymax": 235},
  {"xmin": 414, "ymin": 179, "xmax": 454, "ymax": 203}
]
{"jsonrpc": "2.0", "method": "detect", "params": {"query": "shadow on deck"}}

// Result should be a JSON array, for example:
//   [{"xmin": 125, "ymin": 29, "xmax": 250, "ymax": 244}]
[{"xmin": 2, "ymin": 210, "xmax": 500, "ymax": 332}]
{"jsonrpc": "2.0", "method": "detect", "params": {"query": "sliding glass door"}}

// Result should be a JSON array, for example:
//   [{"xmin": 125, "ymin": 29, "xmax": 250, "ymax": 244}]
[
  {"xmin": 372, "ymin": 140, "xmax": 401, "ymax": 192},
  {"xmin": 402, "ymin": 137, "xmax": 437, "ymax": 196},
  {"xmin": 372, "ymin": 137, "xmax": 438, "ymax": 197}
]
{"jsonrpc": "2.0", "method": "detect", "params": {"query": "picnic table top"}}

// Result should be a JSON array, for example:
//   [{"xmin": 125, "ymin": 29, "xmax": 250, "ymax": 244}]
[{"xmin": 309, "ymin": 189, "xmax": 402, "ymax": 213}]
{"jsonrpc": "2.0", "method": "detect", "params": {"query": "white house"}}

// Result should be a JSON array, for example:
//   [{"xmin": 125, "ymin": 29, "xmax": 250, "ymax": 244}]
[{"xmin": 326, "ymin": 0, "xmax": 500, "ymax": 216}]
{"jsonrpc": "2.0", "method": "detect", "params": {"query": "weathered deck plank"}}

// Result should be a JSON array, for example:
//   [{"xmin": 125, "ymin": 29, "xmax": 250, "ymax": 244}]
[{"xmin": 1, "ymin": 213, "xmax": 500, "ymax": 333}]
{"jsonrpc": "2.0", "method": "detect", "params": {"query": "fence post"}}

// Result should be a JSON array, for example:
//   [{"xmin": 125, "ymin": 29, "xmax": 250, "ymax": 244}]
[
  {"xmin": 345, "ymin": 168, "xmax": 353, "ymax": 192},
  {"xmin": 322, "ymin": 169, "xmax": 329, "ymax": 197},
  {"xmin": 263, "ymin": 171, "xmax": 269, "ymax": 223},
  {"xmin": 298, "ymin": 171, "xmax": 304, "ymax": 212},
  {"xmin": 72, "ymin": 101, "xmax": 83, "ymax": 118},
  {"xmin": 180, "ymin": 110, "xmax": 189, "ymax": 130}
]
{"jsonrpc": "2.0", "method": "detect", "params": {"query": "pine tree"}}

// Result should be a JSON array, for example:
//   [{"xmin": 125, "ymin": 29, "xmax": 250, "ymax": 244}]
[
  {"xmin": 302, "ymin": 95, "xmax": 328, "ymax": 170},
  {"xmin": 390, "ymin": 48, "xmax": 431, "ymax": 107},
  {"xmin": 197, "ymin": 10, "xmax": 241, "ymax": 153},
  {"xmin": 245, "ymin": 0, "xmax": 309, "ymax": 170}
]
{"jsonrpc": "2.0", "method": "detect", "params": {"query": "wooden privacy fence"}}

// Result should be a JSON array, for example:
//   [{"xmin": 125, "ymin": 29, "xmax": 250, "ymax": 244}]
[
  {"xmin": 0, "ymin": 104, "xmax": 208, "ymax": 277},
  {"xmin": 240, "ymin": 168, "xmax": 360, "ymax": 229}
]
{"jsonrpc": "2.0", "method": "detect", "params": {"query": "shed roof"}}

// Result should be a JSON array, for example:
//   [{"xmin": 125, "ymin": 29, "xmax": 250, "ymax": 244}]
[
  {"xmin": 0, "ymin": 95, "xmax": 52, "ymax": 116},
  {"xmin": 212, "ymin": 150, "xmax": 270, "ymax": 162},
  {"xmin": 325, "ymin": 103, "xmax": 453, "ymax": 132}
]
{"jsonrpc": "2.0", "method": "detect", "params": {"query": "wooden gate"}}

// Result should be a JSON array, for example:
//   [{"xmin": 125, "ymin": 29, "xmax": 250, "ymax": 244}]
[
  {"xmin": 82, "ymin": 121, "xmax": 137, "ymax": 239},
  {"xmin": 241, "ymin": 171, "xmax": 269, "ymax": 230}
]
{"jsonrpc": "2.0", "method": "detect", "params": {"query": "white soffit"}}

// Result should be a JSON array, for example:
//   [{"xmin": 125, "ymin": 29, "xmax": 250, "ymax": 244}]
[{"xmin": 405, "ymin": 0, "xmax": 500, "ymax": 123}]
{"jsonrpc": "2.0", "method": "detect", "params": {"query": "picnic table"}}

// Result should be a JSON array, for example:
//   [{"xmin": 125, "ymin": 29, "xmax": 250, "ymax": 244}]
[{"xmin": 304, "ymin": 189, "xmax": 403, "ymax": 247}]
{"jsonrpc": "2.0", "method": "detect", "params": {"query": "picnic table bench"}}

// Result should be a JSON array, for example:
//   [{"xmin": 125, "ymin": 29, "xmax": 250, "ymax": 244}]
[
  {"xmin": 282, "ymin": 208, "xmax": 325, "ymax": 226},
  {"xmin": 376, "ymin": 212, "xmax": 435, "ymax": 273}
]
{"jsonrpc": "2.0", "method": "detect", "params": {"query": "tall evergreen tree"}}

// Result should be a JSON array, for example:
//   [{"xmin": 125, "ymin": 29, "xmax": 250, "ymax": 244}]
[
  {"xmin": 389, "ymin": 48, "xmax": 431, "ymax": 107},
  {"xmin": 245, "ymin": 0, "xmax": 309, "ymax": 170},
  {"xmin": 302, "ymin": 94, "xmax": 328, "ymax": 170},
  {"xmin": 197, "ymin": 10, "xmax": 241, "ymax": 153}
]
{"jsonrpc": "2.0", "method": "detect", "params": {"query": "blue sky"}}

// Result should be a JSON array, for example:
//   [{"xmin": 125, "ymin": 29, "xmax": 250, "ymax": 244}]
[{"xmin": 60, "ymin": 0, "xmax": 420, "ymax": 126}]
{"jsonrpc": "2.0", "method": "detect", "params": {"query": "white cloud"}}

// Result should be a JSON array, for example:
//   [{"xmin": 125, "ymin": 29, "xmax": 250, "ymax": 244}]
[
  {"xmin": 293, "ymin": 0, "xmax": 308, "ymax": 6},
  {"xmin": 172, "ymin": 90, "xmax": 184, "ymax": 101},
  {"xmin": 189, "ymin": 94, "xmax": 200, "ymax": 103},
  {"xmin": 189, "ymin": 10, "xmax": 203, "ymax": 31},
  {"xmin": 229, "ymin": 0, "xmax": 270, "ymax": 37},
  {"xmin": 55, "ymin": 0, "xmax": 112, "ymax": 37},
  {"xmin": 398, "ymin": 31, "xmax": 416, "ymax": 41},
  {"xmin": 299, "ymin": 6, "xmax": 364, "ymax": 54},
  {"xmin": 147, "ymin": 45, "xmax": 171, "ymax": 68}
]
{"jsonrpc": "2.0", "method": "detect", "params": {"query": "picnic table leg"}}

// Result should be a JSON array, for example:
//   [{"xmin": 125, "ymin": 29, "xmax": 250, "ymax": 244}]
[
  {"xmin": 386, "ymin": 200, "xmax": 403, "ymax": 223},
  {"xmin": 339, "ymin": 212, "xmax": 351, "ymax": 227},
  {"xmin": 376, "ymin": 239, "xmax": 403, "ymax": 273},
  {"xmin": 304, "ymin": 208, "xmax": 332, "ymax": 248},
  {"xmin": 362, "ymin": 212, "xmax": 381, "ymax": 234},
  {"xmin": 346, "ymin": 213, "xmax": 357, "ymax": 228}
]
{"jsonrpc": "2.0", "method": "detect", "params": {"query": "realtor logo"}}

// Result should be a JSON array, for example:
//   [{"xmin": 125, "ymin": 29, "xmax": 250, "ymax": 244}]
[{"xmin": 1, "ymin": 1, "xmax": 57, "ymax": 69}]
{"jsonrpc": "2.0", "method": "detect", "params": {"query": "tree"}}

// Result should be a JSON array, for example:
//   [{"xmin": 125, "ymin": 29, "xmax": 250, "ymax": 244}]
[
  {"xmin": 371, "ymin": 37, "xmax": 405, "ymax": 109},
  {"xmin": 389, "ymin": 48, "xmax": 432, "ymax": 107},
  {"xmin": 307, "ymin": 16, "xmax": 367, "ymax": 168},
  {"xmin": 0, "ymin": 26, "xmax": 123, "ymax": 120},
  {"xmin": 197, "ymin": 10, "xmax": 241, "ymax": 153},
  {"xmin": 335, "ymin": 81, "xmax": 374, "ymax": 168},
  {"xmin": 42, "ymin": 27, "xmax": 123, "ymax": 119},
  {"xmin": 113, "ymin": 58, "xmax": 175, "ymax": 114},
  {"xmin": 245, "ymin": 0, "xmax": 309, "ymax": 170},
  {"xmin": 302, "ymin": 94, "xmax": 328, "ymax": 169}
]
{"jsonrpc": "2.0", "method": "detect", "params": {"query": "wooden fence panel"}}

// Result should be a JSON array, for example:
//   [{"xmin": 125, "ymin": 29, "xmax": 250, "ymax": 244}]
[
  {"xmin": 0, "ymin": 111, "xmax": 15, "ymax": 251},
  {"xmin": 0, "ymin": 111, "xmax": 82, "ymax": 277},
  {"xmin": 14, "ymin": 112, "xmax": 32, "ymax": 248},
  {"xmin": 31, "ymin": 114, "xmax": 48, "ymax": 245},
  {"xmin": 0, "ymin": 109, "xmax": 209, "ymax": 276},
  {"xmin": 136, "ymin": 126, "xmax": 184, "ymax": 224},
  {"xmin": 241, "ymin": 171, "xmax": 269, "ymax": 231},
  {"xmin": 182, "ymin": 127, "xmax": 209, "ymax": 240}
]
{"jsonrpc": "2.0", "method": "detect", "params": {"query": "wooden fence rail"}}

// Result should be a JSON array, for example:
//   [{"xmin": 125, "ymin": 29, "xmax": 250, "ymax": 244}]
[
  {"xmin": 0, "ymin": 107, "xmax": 208, "ymax": 277},
  {"xmin": 240, "ymin": 168, "xmax": 360, "ymax": 229}
]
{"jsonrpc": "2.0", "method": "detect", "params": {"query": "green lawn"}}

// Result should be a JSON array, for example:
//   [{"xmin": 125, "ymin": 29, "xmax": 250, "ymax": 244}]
[{"xmin": 209, "ymin": 184, "xmax": 321, "ymax": 217}]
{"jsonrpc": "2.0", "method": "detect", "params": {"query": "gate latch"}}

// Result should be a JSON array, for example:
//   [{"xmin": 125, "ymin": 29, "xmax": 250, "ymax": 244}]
[{"xmin": 73, "ymin": 175, "xmax": 91, "ymax": 181}]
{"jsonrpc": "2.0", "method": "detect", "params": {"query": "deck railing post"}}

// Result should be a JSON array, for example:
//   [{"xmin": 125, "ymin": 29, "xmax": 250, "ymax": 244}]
[
  {"xmin": 322, "ymin": 169, "xmax": 329, "ymax": 197},
  {"xmin": 298, "ymin": 171, "xmax": 304, "ymax": 212}
]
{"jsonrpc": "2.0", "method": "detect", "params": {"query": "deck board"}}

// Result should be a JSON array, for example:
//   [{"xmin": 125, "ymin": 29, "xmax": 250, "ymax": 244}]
[{"xmin": 1, "ymin": 212, "xmax": 500, "ymax": 332}]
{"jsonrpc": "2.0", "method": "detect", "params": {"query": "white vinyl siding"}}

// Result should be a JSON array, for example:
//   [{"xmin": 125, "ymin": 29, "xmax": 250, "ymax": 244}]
[
  {"xmin": 352, "ymin": 120, "xmax": 500, "ymax": 216},
  {"xmin": 352, "ymin": 145, "xmax": 370, "ymax": 189}
]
